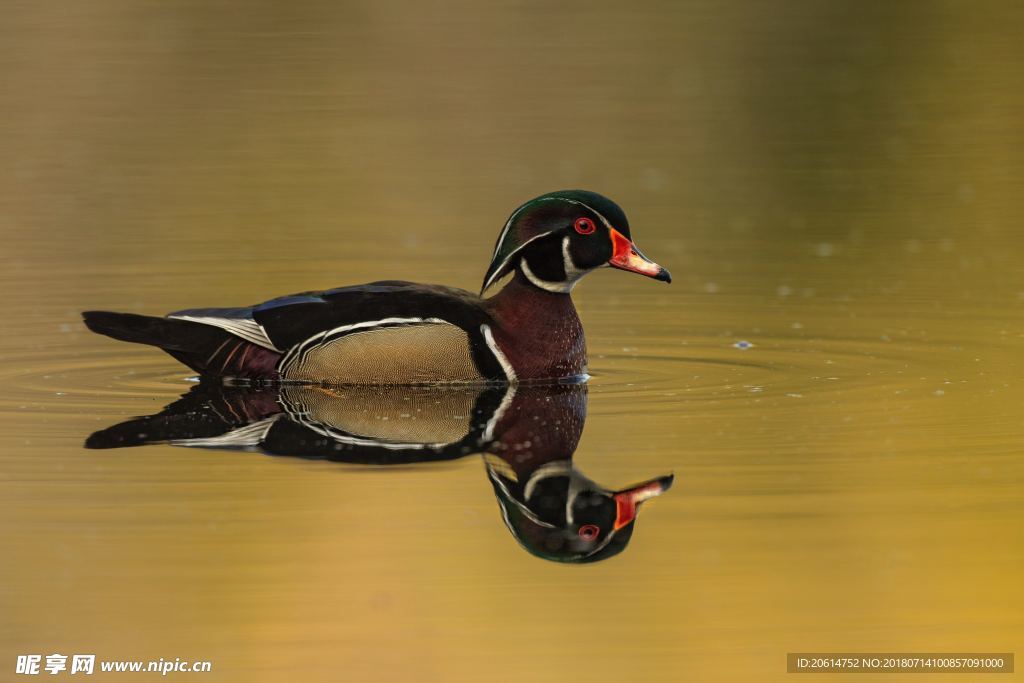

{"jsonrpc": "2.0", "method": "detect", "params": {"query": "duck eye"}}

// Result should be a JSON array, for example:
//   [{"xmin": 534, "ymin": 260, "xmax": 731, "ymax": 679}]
[
  {"xmin": 578, "ymin": 524, "xmax": 600, "ymax": 540},
  {"xmin": 574, "ymin": 217, "xmax": 596, "ymax": 235}
]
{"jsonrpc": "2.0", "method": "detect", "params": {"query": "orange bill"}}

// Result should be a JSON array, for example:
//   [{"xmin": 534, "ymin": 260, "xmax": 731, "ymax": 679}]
[
  {"xmin": 608, "ymin": 228, "xmax": 672, "ymax": 282},
  {"xmin": 613, "ymin": 474, "xmax": 675, "ymax": 530}
]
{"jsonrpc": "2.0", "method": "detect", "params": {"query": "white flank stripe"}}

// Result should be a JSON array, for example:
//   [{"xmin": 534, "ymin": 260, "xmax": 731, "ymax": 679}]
[
  {"xmin": 482, "ymin": 383, "xmax": 517, "ymax": 442},
  {"xmin": 481, "ymin": 324, "xmax": 516, "ymax": 382},
  {"xmin": 298, "ymin": 422, "xmax": 452, "ymax": 450},
  {"xmin": 316, "ymin": 316, "xmax": 446, "ymax": 337},
  {"xmin": 280, "ymin": 316, "xmax": 447, "ymax": 373}
]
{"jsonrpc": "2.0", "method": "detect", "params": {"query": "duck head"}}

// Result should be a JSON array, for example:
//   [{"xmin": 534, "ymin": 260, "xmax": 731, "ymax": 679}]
[
  {"xmin": 481, "ymin": 190, "xmax": 672, "ymax": 294},
  {"xmin": 486, "ymin": 459, "xmax": 674, "ymax": 563}
]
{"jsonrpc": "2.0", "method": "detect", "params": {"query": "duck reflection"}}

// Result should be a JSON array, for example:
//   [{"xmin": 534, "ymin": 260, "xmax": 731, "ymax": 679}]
[{"xmin": 86, "ymin": 383, "xmax": 672, "ymax": 563}]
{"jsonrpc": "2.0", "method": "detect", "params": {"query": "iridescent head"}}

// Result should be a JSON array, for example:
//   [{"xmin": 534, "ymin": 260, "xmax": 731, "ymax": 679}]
[{"xmin": 481, "ymin": 190, "xmax": 671, "ymax": 294}]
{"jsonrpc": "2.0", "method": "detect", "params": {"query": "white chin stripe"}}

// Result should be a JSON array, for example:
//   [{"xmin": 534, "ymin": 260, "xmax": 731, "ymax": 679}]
[
  {"xmin": 520, "ymin": 259, "xmax": 575, "ymax": 293},
  {"xmin": 169, "ymin": 315, "xmax": 280, "ymax": 351},
  {"xmin": 561, "ymin": 236, "xmax": 585, "ymax": 281}
]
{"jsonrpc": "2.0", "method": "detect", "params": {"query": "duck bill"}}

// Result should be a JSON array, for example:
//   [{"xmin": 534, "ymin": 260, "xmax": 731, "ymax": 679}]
[
  {"xmin": 608, "ymin": 228, "xmax": 672, "ymax": 283},
  {"xmin": 612, "ymin": 474, "xmax": 674, "ymax": 530}
]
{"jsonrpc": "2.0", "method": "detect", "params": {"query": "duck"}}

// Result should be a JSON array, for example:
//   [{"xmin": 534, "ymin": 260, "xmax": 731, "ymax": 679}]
[
  {"xmin": 86, "ymin": 381, "xmax": 674, "ymax": 563},
  {"xmin": 83, "ymin": 190, "xmax": 670, "ymax": 384}
]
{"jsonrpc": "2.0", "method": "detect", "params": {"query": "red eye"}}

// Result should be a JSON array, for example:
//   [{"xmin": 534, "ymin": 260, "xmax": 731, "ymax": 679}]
[
  {"xmin": 578, "ymin": 524, "xmax": 600, "ymax": 540},
  {"xmin": 574, "ymin": 217, "xmax": 596, "ymax": 235}
]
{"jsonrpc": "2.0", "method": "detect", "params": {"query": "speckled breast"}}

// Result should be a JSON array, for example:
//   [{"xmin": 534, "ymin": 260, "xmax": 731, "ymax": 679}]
[{"xmin": 278, "ymin": 321, "xmax": 484, "ymax": 384}]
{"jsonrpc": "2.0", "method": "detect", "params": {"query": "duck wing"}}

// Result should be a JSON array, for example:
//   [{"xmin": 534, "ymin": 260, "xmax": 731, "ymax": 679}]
[{"xmin": 169, "ymin": 281, "xmax": 512, "ymax": 383}]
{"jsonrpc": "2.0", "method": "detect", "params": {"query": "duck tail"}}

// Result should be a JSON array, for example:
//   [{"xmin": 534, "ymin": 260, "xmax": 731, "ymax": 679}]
[
  {"xmin": 85, "ymin": 384, "xmax": 282, "ymax": 449},
  {"xmin": 82, "ymin": 310, "xmax": 279, "ymax": 378},
  {"xmin": 82, "ymin": 311, "xmax": 222, "ymax": 351}
]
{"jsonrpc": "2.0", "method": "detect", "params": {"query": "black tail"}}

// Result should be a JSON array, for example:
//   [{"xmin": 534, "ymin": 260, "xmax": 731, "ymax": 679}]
[
  {"xmin": 84, "ymin": 396, "xmax": 235, "ymax": 449},
  {"xmin": 85, "ymin": 383, "xmax": 282, "ymax": 449},
  {"xmin": 82, "ymin": 311, "xmax": 223, "ymax": 350},
  {"xmin": 82, "ymin": 310, "xmax": 277, "ymax": 377}
]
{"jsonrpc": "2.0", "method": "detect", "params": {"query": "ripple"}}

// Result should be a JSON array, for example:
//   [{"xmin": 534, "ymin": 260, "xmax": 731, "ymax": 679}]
[
  {"xmin": 585, "ymin": 332, "xmax": 964, "ymax": 416},
  {"xmin": 0, "ymin": 321, "xmax": 1010, "ymax": 428},
  {"xmin": 0, "ymin": 346, "xmax": 194, "ymax": 415}
]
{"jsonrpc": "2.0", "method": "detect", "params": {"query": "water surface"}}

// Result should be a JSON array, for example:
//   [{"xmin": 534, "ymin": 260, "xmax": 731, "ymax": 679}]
[{"xmin": 1, "ymin": 2, "xmax": 1022, "ymax": 681}]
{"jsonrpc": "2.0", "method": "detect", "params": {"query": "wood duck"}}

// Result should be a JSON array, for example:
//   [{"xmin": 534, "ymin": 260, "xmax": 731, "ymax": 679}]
[
  {"xmin": 86, "ymin": 382, "xmax": 673, "ymax": 563},
  {"xmin": 83, "ymin": 190, "xmax": 670, "ymax": 384}
]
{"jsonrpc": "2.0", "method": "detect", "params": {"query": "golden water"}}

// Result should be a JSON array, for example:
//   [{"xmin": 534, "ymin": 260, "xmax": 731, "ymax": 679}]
[{"xmin": 1, "ymin": 1, "xmax": 1022, "ymax": 681}]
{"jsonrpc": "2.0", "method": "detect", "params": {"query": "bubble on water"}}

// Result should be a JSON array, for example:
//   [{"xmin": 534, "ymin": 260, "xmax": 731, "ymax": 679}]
[
  {"xmin": 733, "ymin": 340, "xmax": 753, "ymax": 350},
  {"xmin": 934, "ymin": 389, "xmax": 945, "ymax": 396},
  {"xmin": 777, "ymin": 285, "xmax": 794, "ymax": 297},
  {"xmin": 956, "ymin": 183, "xmax": 975, "ymax": 204},
  {"xmin": 641, "ymin": 167, "xmax": 666, "ymax": 191},
  {"xmin": 704, "ymin": 282, "xmax": 720, "ymax": 293},
  {"xmin": 791, "ymin": 322, "xmax": 803, "ymax": 330},
  {"xmin": 885, "ymin": 136, "xmax": 907, "ymax": 161},
  {"xmin": 814, "ymin": 242, "xmax": 835, "ymax": 257},
  {"xmin": 731, "ymin": 216, "xmax": 752, "ymax": 234}
]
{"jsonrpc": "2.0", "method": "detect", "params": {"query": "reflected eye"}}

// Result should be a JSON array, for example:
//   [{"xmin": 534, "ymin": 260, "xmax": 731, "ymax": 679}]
[
  {"xmin": 578, "ymin": 524, "xmax": 600, "ymax": 540},
  {"xmin": 574, "ymin": 217, "xmax": 596, "ymax": 235}
]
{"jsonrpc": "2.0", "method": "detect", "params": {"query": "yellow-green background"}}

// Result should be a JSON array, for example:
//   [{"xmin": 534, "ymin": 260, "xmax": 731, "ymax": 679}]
[{"xmin": 1, "ymin": 1, "xmax": 1021, "ymax": 681}]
